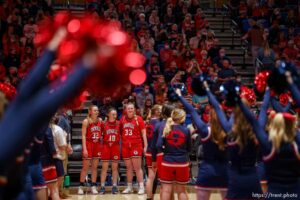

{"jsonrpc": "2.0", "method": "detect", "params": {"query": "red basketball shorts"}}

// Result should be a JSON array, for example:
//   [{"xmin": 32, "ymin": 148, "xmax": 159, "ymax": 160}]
[
  {"xmin": 84, "ymin": 141, "xmax": 102, "ymax": 159},
  {"xmin": 160, "ymin": 161, "xmax": 190, "ymax": 184},
  {"xmin": 122, "ymin": 142, "xmax": 143, "ymax": 159},
  {"xmin": 42, "ymin": 165, "xmax": 57, "ymax": 184},
  {"xmin": 101, "ymin": 143, "xmax": 120, "ymax": 161}
]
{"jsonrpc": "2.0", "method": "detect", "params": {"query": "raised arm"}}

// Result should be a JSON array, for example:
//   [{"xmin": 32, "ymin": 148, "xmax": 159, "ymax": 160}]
[
  {"xmin": 286, "ymin": 71, "xmax": 300, "ymax": 107},
  {"xmin": 0, "ymin": 52, "xmax": 96, "ymax": 164},
  {"xmin": 270, "ymin": 97, "xmax": 291, "ymax": 113},
  {"xmin": 205, "ymin": 88, "xmax": 231, "ymax": 133},
  {"xmin": 176, "ymin": 89, "xmax": 209, "ymax": 138},
  {"xmin": 16, "ymin": 28, "xmax": 67, "ymax": 102},
  {"xmin": 238, "ymin": 99, "xmax": 272, "ymax": 154},
  {"xmin": 258, "ymin": 88, "xmax": 270, "ymax": 127}
]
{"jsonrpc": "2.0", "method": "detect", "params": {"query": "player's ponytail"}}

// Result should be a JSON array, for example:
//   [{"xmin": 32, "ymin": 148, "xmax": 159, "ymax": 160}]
[
  {"xmin": 163, "ymin": 108, "xmax": 186, "ymax": 137},
  {"xmin": 163, "ymin": 117, "xmax": 175, "ymax": 137}
]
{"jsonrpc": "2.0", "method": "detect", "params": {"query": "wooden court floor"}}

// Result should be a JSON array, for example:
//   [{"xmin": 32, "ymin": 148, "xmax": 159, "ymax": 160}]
[
  {"xmin": 69, "ymin": 193, "xmax": 222, "ymax": 200},
  {"xmin": 66, "ymin": 187, "xmax": 223, "ymax": 200}
]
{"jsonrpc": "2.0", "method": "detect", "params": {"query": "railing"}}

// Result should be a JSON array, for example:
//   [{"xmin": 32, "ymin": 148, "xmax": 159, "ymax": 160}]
[
  {"xmin": 230, "ymin": 19, "xmax": 238, "ymax": 49},
  {"xmin": 255, "ymin": 57, "xmax": 264, "ymax": 74},
  {"xmin": 241, "ymin": 39, "xmax": 249, "ymax": 69},
  {"xmin": 221, "ymin": 4, "xmax": 229, "ymax": 32}
]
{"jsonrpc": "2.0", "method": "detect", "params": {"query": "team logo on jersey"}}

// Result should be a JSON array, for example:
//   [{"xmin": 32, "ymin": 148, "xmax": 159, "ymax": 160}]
[
  {"xmin": 146, "ymin": 124, "xmax": 154, "ymax": 139},
  {"xmin": 133, "ymin": 150, "xmax": 138, "ymax": 155},
  {"xmin": 167, "ymin": 130, "xmax": 185, "ymax": 147}
]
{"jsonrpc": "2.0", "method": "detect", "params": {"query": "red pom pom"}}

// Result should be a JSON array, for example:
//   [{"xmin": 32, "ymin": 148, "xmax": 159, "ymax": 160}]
[
  {"xmin": 254, "ymin": 71, "xmax": 270, "ymax": 93},
  {"xmin": 35, "ymin": 12, "xmax": 146, "ymax": 98},
  {"xmin": 279, "ymin": 92, "xmax": 291, "ymax": 106},
  {"xmin": 0, "ymin": 83, "xmax": 17, "ymax": 101},
  {"xmin": 240, "ymin": 86, "xmax": 256, "ymax": 106}
]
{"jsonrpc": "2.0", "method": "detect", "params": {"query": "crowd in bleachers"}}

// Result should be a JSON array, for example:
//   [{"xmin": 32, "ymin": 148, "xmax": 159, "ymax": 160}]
[{"xmin": 229, "ymin": 0, "xmax": 300, "ymax": 71}]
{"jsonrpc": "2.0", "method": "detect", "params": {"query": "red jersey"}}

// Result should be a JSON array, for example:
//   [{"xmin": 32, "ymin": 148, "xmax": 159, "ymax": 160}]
[
  {"xmin": 120, "ymin": 115, "xmax": 145, "ymax": 143},
  {"xmin": 102, "ymin": 121, "xmax": 120, "ymax": 144},
  {"xmin": 86, "ymin": 120, "xmax": 102, "ymax": 142}
]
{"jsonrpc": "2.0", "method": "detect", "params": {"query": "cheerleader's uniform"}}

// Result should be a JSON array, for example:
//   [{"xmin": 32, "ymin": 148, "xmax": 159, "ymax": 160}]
[{"xmin": 178, "ymin": 96, "xmax": 228, "ymax": 191}]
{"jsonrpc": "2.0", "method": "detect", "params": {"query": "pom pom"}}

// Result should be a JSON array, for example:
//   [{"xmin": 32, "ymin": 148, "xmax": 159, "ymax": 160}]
[
  {"xmin": 279, "ymin": 92, "xmax": 291, "ymax": 106},
  {"xmin": 254, "ymin": 71, "xmax": 270, "ymax": 94},
  {"xmin": 219, "ymin": 80, "xmax": 241, "ymax": 107},
  {"xmin": 34, "ymin": 12, "xmax": 146, "ymax": 98},
  {"xmin": 240, "ymin": 86, "xmax": 256, "ymax": 106},
  {"xmin": 0, "ymin": 83, "xmax": 17, "ymax": 101}
]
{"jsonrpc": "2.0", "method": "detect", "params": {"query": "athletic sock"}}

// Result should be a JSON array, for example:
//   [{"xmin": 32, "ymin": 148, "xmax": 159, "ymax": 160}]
[
  {"xmin": 101, "ymin": 183, "xmax": 105, "ymax": 187},
  {"xmin": 91, "ymin": 182, "xmax": 97, "ymax": 186},
  {"xmin": 139, "ymin": 182, "xmax": 144, "ymax": 188},
  {"xmin": 127, "ymin": 182, "xmax": 132, "ymax": 188}
]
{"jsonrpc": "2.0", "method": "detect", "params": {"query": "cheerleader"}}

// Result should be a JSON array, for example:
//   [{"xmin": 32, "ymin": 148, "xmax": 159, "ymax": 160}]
[
  {"xmin": 239, "ymin": 89, "xmax": 300, "ymax": 199},
  {"xmin": 78, "ymin": 105, "xmax": 102, "ymax": 195},
  {"xmin": 100, "ymin": 108, "xmax": 120, "ymax": 194},
  {"xmin": 157, "ymin": 108, "xmax": 191, "ymax": 200},
  {"xmin": 176, "ymin": 89, "xmax": 228, "ymax": 200},
  {"xmin": 204, "ymin": 82, "xmax": 263, "ymax": 199},
  {"xmin": 151, "ymin": 104, "xmax": 175, "ymax": 199},
  {"xmin": 120, "ymin": 103, "xmax": 147, "ymax": 195},
  {"xmin": 145, "ymin": 105, "xmax": 162, "ymax": 200}
]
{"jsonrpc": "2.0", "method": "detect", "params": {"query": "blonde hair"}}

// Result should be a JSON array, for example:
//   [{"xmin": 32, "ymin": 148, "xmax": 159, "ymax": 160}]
[
  {"xmin": 146, "ymin": 104, "xmax": 162, "ymax": 122},
  {"xmin": 210, "ymin": 109, "xmax": 226, "ymax": 151},
  {"xmin": 163, "ymin": 108, "xmax": 186, "ymax": 137},
  {"xmin": 232, "ymin": 102, "xmax": 256, "ymax": 152},
  {"xmin": 0, "ymin": 92, "xmax": 7, "ymax": 119},
  {"xmin": 87, "ymin": 105, "xmax": 99, "ymax": 124},
  {"xmin": 269, "ymin": 113, "xmax": 297, "ymax": 152}
]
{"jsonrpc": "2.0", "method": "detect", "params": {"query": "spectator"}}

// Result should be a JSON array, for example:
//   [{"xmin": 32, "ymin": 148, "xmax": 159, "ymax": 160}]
[
  {"xmin": 194, "ymin": 8, "xmax": 207, "ymax": 30},
  {"xmin": 257, "ymin": 42, "xmax": 276, "ymax": 71},
  {"xmin": 163, "ymin": 6, "xmax": 176, "ymax": 26},
  {"xmin": 197, "ymin": 50, "xmax": 212, "ymax": 73},
  {"xmin": 213, "ymin": 48, "xmax": 231, "ymax": 69},
  {"xmin": 189, "ymin": 30, "xmax": 201, "ymax": 50},
  {"xmin": 217, "ymin": 58, "xmax": 237, "ymax": 83},
  {"xmin": 136, "ymin": 13, "xmax": 148, "ymax": 32},
  {"xmin": 136, "ymin": 85, "xmax": 154, "ymax": 114},
  {"xmin": 242, "ymin": 19, "xmax": 264, "ymax": 66},
  {"xmin": 149, "ymin": 9, "xmax": 160, "ymax": 26},
  {"xmin": 283, "ymin": 40, "xmax": 297, "ymax": 60}
]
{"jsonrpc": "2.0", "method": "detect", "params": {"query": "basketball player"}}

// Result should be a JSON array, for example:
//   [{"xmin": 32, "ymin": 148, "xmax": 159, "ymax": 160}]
[
  {"xmin": 78, "ymin": 105, "xmax": 102, "ymax": 195},
  {"xmin": 120, "ymin": 103, "xmax": 147, "ymax": 195},
  {"xmin": 99, "ymin": 108, "xmax": 120, "ymax": 194},
  {"xmin": 145, "ymin": 105, "xmax": 162, "ymax": 200}
]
